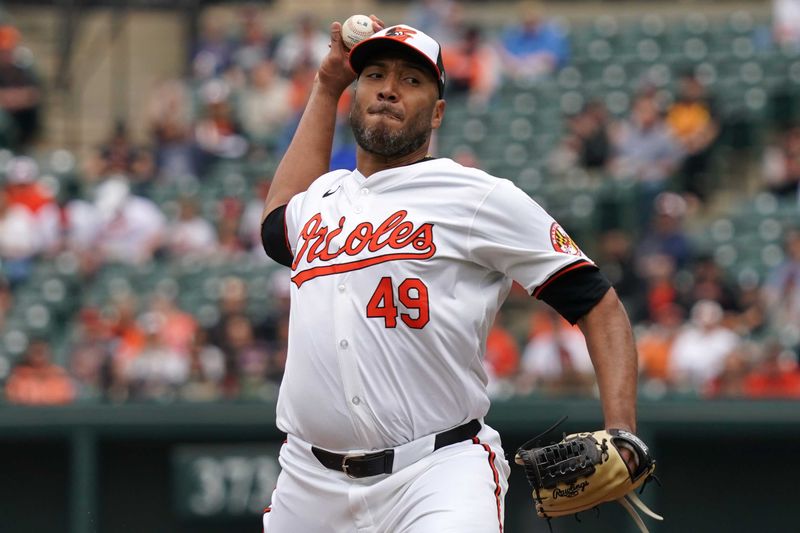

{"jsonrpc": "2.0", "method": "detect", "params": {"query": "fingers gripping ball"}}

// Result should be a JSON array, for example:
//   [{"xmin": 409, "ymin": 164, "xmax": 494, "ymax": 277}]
[
  {"xmin": 515, "ymin": 428, "xmax": 663, "ymax": 533},
  {"xmin": 341, "ymin": 15, "xmax": 375, "ymax": 50}
]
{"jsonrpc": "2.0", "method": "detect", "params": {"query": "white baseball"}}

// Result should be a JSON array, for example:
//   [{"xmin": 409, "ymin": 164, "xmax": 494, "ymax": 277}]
[{"xmin": 341, "ymin": 15, "xmax": 375, "ymax": 50}]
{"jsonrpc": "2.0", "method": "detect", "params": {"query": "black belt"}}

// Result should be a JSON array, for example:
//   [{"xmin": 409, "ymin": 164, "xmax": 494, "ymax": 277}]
[{"xmin": 311, "ymin": 419, "xmax": 482, "ymax": 478}]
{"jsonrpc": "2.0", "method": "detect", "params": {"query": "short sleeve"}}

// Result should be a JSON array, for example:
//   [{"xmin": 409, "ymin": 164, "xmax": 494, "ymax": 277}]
[{"xmin": 468, "ymin": 179, "xmax": 593, "ymax": 293}]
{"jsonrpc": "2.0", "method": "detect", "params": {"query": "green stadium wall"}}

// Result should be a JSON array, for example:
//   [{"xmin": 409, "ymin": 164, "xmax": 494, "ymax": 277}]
[{"xmin": 0, "ymin": 398, "xmax": 797, "ymax": 533}]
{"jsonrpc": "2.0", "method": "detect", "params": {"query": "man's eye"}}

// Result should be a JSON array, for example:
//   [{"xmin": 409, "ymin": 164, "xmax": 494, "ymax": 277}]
[
  {"xmin": 405, "ymin": 77, "xmax": 420, "ymax": 85},
  {"xmin": 366, "ymin": 72, "xmax": 383, "ymax": 79}
]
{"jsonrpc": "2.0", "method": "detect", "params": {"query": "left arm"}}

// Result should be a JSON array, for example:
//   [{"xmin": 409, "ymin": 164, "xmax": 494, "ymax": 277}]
[{"xmin": 576, "ymin": 287, "xmax": 638, "ymax": 432}]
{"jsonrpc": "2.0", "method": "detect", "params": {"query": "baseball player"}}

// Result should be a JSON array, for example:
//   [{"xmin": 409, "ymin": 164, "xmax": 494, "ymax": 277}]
[{"xmin": 259, "ymin": 17, "xmax": 640, "ymax": 533}]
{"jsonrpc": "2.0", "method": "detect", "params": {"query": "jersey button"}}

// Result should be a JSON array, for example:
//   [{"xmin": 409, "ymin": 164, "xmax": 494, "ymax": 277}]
[
  {"xmin": 354, "ymin": 206, "xmax": 363, "ymax": 214},
  {"xmin": 339, "ymin": 339, "xmax": 349, "ymax": 349},
  {"xmin": 360, "ymin": 188, "xmax": 369, "ymax": 195},
  {"xmin": 338, "ymin": 284, "xmax": 346, "ymax": 292},
  {"xmin": 351, "ymin": 396, "xmax": 361, "ymax": 405}
]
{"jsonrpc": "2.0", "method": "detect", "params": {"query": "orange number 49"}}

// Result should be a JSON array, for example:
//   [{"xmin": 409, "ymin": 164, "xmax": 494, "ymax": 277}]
[{"xmin": 366, "ymin": 277, "xmax": 430, "ymax": 329}]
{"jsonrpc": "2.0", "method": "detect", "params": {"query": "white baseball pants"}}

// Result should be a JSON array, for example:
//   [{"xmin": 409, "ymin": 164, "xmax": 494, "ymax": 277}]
[{"xmin": 262, "ymin": 423, "xmax": 510, "ymax": 533}]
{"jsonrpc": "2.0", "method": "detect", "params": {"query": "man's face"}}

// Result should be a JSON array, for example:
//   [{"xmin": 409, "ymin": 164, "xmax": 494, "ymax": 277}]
[{"xmin": 350, "ymin": 54, "xmax": 444, "ymax": 158}]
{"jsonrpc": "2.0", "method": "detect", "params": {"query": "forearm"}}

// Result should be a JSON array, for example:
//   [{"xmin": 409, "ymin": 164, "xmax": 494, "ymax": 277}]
[
  {"xmin": 262, "ymin": 80, "xmax": 343, "ymax": 220},
  {"xmin": 577, "ymin": 287, "xmax": 638, "ymax": 432}
]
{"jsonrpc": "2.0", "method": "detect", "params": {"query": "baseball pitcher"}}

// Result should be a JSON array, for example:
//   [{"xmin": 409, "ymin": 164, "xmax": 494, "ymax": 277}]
[{"xmin": 259, "ymin": 16, "xmax": 647, "ymax": 533}]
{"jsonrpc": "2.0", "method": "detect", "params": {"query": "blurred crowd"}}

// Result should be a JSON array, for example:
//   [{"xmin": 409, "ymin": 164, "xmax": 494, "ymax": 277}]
[{"xmin": 1, "ymin": 0, "xmax": 800, "ymax": 406}]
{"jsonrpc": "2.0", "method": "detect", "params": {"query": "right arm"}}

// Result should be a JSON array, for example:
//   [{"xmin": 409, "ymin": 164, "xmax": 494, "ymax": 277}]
[{"xmin": 261, "ymin": 18, "xmax": 381, "ymax": 220}]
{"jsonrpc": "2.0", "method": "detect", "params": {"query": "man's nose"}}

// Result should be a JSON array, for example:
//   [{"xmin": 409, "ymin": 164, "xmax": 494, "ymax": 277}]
[{"xmin": 377, "ymin": 78, "xmax": 399, "ymax": 102}]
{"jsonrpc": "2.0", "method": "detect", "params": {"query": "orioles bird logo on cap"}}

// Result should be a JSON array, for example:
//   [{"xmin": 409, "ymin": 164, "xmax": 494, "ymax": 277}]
[{"xmin": 384, "ymin": 26, "xmax": 417, "ymax": 42}]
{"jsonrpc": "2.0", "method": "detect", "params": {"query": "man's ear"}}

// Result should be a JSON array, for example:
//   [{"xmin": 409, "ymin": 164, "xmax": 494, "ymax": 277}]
[{"xmin": 431, "ymin": 99, "xmax": 446, "ymax": 130}]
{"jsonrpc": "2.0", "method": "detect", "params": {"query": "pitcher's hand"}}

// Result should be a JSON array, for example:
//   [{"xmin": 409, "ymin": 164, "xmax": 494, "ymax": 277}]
[{"xmin": 317, "ymin": 15, "xmax": 384, "ymax": 97}]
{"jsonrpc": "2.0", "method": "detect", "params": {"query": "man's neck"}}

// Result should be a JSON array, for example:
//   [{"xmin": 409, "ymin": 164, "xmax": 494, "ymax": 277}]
[{"xmin": 356, "ymin": 146, "xmax": 432, "ymax": 178}]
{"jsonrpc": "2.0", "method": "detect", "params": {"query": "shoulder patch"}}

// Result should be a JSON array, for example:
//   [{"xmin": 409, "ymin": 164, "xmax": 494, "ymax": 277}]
[{"xmin": 550, "ymin": 222, "xmax": 581, "ymax": 256}]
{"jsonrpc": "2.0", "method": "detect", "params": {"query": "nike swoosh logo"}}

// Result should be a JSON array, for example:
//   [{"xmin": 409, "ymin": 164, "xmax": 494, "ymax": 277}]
[{"xmin": 323, "ymin": 186, "xmax": 340, "ymax": 198}]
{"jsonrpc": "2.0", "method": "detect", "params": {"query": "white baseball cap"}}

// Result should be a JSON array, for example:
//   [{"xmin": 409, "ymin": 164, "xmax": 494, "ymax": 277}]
[{"xmin": 349, "ymin": 25, "xmax": 446, "ymax": 98}]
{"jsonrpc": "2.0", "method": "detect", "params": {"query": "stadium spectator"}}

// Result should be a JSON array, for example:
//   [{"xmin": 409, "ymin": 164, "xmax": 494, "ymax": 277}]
[
  {"xmin": 93, "ymin": 177, "xmax": 167, "ymax": 264},
  {"xmin": 0, "ymin": 24, "xmax": 41, "ymax": 150},
  {"xmin": 230, "ymin": 5, "xmax": 278, "ymax": 72},
  {"xmin": 406, "ymin": 0, "xmax": 463, "ymax": 45},
  {"xmin": 666, "ymin": 72, "xmax": 719, "ymax": 203},
  {"xmin": 668, "ymin": 300, "xmax": 740, "ymax": 393},
  {"xmin": 0, "ymin": 184, "xmax": 43, "ymax": 285},
  {"xmin": 517, "ymin": 307, "xmax": 595, "ymax": 396},
  {"xmin": 105, "ymin": 292, "xmax": 145, "ymax": 401},
  {"xmin": 285, "ymin": 58, "xmax": 318, "ymax": 117},
  {"xmin": 239, "ymin": 179, "xmax": 271, "ymax": 256},
  {"xmin": 329, "ymin": 89, "xmax": 357, "ymax": 171},
  {"xmin": 219, "ymin": 313, "xmax": 274, "ymax": 400},
  {"xmin": 639, "ymin": 253, "xmax": 680, "ymax": 323},
  {"xmin": 192, "ymin": 15, "xmax": 233, "ymax": 79},
  {"xmin": 704, "ymin": 344, "xmax": 752, "ymax": 397},
  {"xmin": 4, "ymin": 156, "xmax": 52, "ymax": 213},
  {"xmin": 549, "ymin": 101, "xmax": 612, "ymax": 175},
  {"xmin": 68, "ymin": 308, "xmax": 113, "ymax": 400},
  {"xmin": 637, "ymin": 303, "xmax": 684, "ymax": 384},
  {"xmin": 742, "ymin": 341, "xmax": 800, "ymax": 398},
  {"xmin": 595, "ymin": 230, "xmax": 647, "ymax": 322},
  {"xmin": 85, "ymin": 122, "xmax": 155, "ymax": 188},
  {"xmin": 148, "ymin": 80, "xmax": 197, "ymax": 182},
  {"xmin": 166, "ymin": 196, "xmax": 218, "ymax": 257},
  {"xmin": 637, "ymin": 192, "xmax": 693, "ymax": 270},
  {"xmin": 773, "ymin": 0, "xmax": 800, "ymax": 48},
  {"xmin": 761, "ymin": 228, "xmax": 800, "ymax": 343},
  {"xmin": 679, "ymin": 254, "xmax": 741, "ymax": 315},
  {"xmin": 148, "ymin": 292, "xmax": 198, "ymax": 359},
  {"xmin": 498, "ymin": 1, "xmax": 570, "ymax": 82},
  {"xmin": 237, "ymin": 60, "xmax": 291, "ymax": 149},
  {"xmin": 441, "ymin": 25, "xmax": 500, "ymax": 105},
  {"xmin": 53, "ymin": 176, "xmax": 103, "ymax": 275},
  {"xmin": 0, "ymin": 276, "xmax": 10, "ymax": 331},
  {"xmin": 4, "ymin": 157, "xmax": 60, "ymax": 255},
  {"xmin": 126, "ymin": 312, "xmax": 189, "ymax": 401},
  {"xmin": 762, "ymin": 125, "xmax": 800, "ymax": 198},
  {"xmin": 609, "ymin": 92, "xmax": 683, "ymax": 207},
  {"xmin": 5, "ymin": 339, "xmax": 75, "ymax": 405},
  {"xmin": 215, "ymin": 196, "xmax": 247, "ymax": 257},
  {"xmin": 273, "ymin": 14, "xmax": 328, "ymax": 77},
  {"xmin": 209, "ymin": 275, "xmax": 279, "ymax": 347},
  {"xmin": 194, "ymin": 80, "xmax": 248, "ymax": 172},
  {"xmin": 179, "ymin": 330, "xmax": 226, "ymax": 402},
  {"xmin": 737, "ymin": 279, "xmax": 769, "ymax": 337},
  {"xmin": 484, "ymin": 314, "xmax": 521, "ymax": 397}
]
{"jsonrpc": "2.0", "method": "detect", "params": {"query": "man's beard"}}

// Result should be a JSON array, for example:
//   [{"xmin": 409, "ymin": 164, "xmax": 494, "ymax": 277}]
[{"xmin": 350, "ymin": 103, "xmax": 431, "ymax": 158}]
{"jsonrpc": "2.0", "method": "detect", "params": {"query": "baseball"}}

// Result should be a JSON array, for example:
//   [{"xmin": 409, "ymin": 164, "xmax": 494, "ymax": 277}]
[{"xmin": 341, "ymin": 14, "xmax": 375, "ymax": 50}]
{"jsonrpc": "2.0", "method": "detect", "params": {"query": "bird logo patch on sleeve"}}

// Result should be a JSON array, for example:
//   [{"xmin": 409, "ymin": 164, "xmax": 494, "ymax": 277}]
[{"xmin": 550, "ymin": 222, "xmax": 581, "ymax": 256}]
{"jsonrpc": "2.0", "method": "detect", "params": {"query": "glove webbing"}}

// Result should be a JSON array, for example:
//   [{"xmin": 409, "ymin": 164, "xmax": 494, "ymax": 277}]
[{"xmin": 534, "ymin": 437, "xmax": 598, "ymax": 488}]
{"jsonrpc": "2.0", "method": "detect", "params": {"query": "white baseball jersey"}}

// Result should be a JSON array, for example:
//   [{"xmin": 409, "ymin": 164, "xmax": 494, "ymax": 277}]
[{"xmin": 274, "ymin": 157, "xmax": 594, "ymax": 451}]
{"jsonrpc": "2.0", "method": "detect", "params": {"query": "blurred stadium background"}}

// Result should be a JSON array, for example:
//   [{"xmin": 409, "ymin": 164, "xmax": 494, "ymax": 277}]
[{"xmin": 0, "ymin": 0, "xmax": 798, "ymax": 531}]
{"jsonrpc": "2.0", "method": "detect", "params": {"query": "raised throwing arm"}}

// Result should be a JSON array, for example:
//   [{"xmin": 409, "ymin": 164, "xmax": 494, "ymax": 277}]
[{"xmin": 261, "ymin": 17, "xmax": 382, "ymax": 220}]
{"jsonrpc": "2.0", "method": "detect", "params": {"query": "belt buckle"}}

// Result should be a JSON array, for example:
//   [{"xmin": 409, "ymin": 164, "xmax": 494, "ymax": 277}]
[{"xmin": 341, "ymin": 452, "xmax": 366, "ymax": 479}]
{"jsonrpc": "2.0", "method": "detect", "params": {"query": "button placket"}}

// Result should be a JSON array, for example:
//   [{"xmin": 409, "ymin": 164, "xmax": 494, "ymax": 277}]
[{"xmin": 333, "ymin": 273, "xmax": 367, "ymax": 421}]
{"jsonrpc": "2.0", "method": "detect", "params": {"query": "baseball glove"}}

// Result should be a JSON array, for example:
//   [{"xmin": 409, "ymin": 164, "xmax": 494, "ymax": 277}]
[{"xmin": 515, "ymin": 420, "xmax": 662, "ymax": 532}]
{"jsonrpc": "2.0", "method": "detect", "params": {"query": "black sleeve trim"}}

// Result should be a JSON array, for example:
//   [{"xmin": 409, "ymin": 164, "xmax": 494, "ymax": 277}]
[
  {"xmin": 261, "ymin": 205, "xmax": 294, "ymax": 267},
  {"xmin": 534, "ymin": 264, "xmax": 612, "ymax": 325}
]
